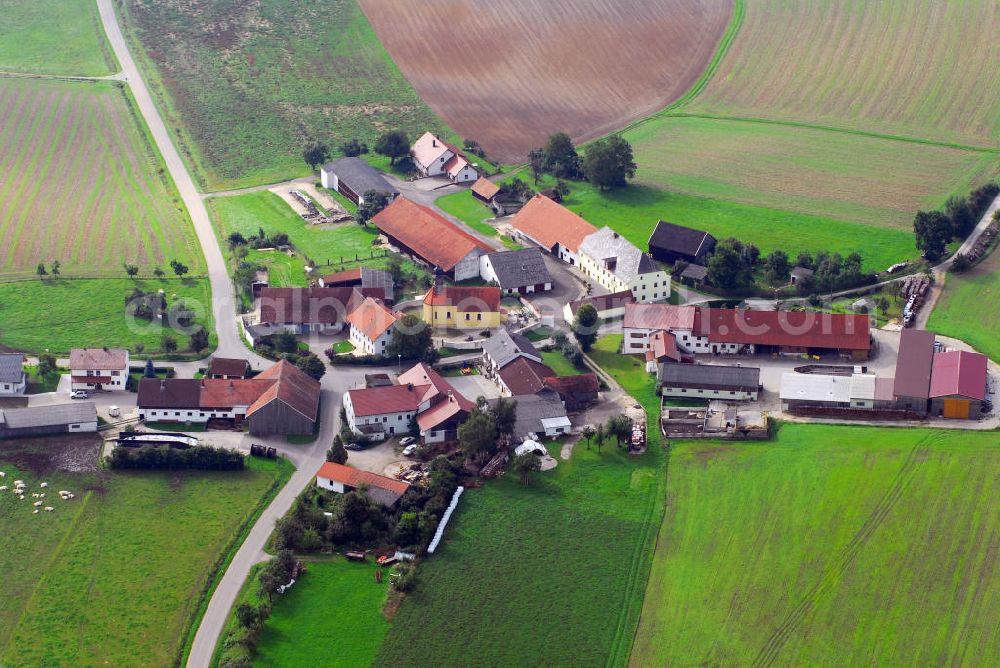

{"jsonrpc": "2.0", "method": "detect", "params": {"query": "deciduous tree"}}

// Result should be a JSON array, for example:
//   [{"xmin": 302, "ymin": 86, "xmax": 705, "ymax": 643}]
[
  {"xmin": 374, "ymin": 130, "xmax": 410, "ymax": 166},
  {"xmin": 581, "ymin": 136, "xmax": 636, "ymax": 190},
  {"xmin": 302, "ymin": 142, "xmax": 330, "ymax": 170},
  {"xmin": 573, "ymin": 303, "xmax": 600, "ymax": 352}
]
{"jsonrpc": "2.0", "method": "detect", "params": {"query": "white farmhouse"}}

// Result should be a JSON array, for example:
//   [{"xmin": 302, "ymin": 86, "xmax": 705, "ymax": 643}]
[
  {"xmin": 410, "ymin": 132, "xmax": 479, "ymax": 183},
  {"xmin": 345, "ymin": 297, "xmax": 400, "ymax": 356},
  {"xmin": 578, "ymin": 226, "xmax": 671, "ymax": 303},
  {"xmin": 0, "ymin": 354, "xmax": 26, "ymax": 396},
  {"xmin": 69, "ymin": 347, "xmax": 129, "ymax": 392}
]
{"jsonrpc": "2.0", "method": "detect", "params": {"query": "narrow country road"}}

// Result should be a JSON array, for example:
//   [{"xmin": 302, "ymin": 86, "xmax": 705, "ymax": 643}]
[
  {"xmin": 93, "ymin": 2, "xmax": 330, "ymax": 666},
  {"xmin": 95, "ymin": 0, "xmax": 258, "ymax": 365}
]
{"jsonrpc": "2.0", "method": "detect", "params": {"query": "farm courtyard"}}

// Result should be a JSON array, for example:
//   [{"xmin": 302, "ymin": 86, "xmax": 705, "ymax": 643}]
[{"xmin": 0, "ymin": 436, "xmax": 292, "ymax": 667}]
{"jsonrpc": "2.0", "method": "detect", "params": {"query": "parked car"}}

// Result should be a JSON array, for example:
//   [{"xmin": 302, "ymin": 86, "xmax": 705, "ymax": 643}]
[
  {"xmin": 345, "ymin": 442, "xmax": 363, "ymax": 451},
  {"xmin": 70, "ymin": 390, "xmax": 89, "ymax": 400},
  {"xmin": 107, "ymin": 406, "xmax": 121, "ymax": 418},
  {"xmin": 399, "ymin": 436, "xmax": 415, "ymax": 446},
  {"xmin": 402, "ymin": 444, "xmax": 419, "ymax": 457}
]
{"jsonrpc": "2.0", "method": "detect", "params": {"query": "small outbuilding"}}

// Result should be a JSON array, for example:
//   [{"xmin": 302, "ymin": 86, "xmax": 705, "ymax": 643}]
[
  {"xmin": 647, "ymin": 220, "xmax": 716, "ymax": 265},
  {"xmin": 0, "ymin": 353, "xmax": 26, "ymax": 396},
  {"xmin": 790, "ymin": 266, "xmax": 814, "ymax": 285},
  {"xmin": 315, "ymin": 461, "xmax": 410, "ymax": 507},
  {"xmin": 0, "ymin": 402, "xmax": 98, "ymax": 438},
  {"xmin": 479, "ymin": 248, "xmax": 553, "ymax": 294}
]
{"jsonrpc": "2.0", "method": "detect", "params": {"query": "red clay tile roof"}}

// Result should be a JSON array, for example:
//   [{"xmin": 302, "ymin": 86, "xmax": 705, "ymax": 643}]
[
  {"xmin": 259, "ymin": 287, "xmax": 375, "ymax": 325},
  {"xmin": 346, "ymin": 297, "xmax": 400, "ymax": 343},
  {"xmin": 374, "ymin": 197, "xmax": 490, "ymax": 272},
  {"xmin": 543, "ymin": 373, "xmax": 600, "ymax": 397},
  {"xmin": 137, "ymin": 360, "xmax": 320, "ymax": 421},
  {"xmin": 207, "ymin": 357, "xmax": 250, "ymax": 378},
  {"xmin": 623, "ymin": 303, "xmax": 698, "ymax": 331},
  {"xmin": 471, "ymin": 177, "xmax": 500, "ymax": 200},
  {"xmin": 697, "ymin": 308, "xmax": 871, "ymax": 351},
  {"xmin": 200, "ymin": 379, "xmax": 271, "ymax": 408},
  {"xmin": 423, "ymin": 285, "xmax": 501, "ymax": 312},
  {"xmin": 347, "ymin": 382, "xmax": 428, "ymax": 417},
  {"xmin": 321, "ymin": 268, "xmax": 362, "ymax": 284},
  {"xmin": 498, "ymin": 357, "xmax": 556, "ymax": 396},
  {"xmin": 415, "ymin": 391, "xmax": 470, "ymax": 431},
  {"xmin": 69, "ymin": 347, "xmax": 127, "ymax": 370},
  {"xmin": 511, "ymin": 194, "xmax": 597, "ymax": 253},
  {"xmin": 247, "ymin": 360, "xmax": 321, "ymax": 420},
  {"xmin": 316, "ymin": 462, "xmax": 410, "ymax": 495},
  {"xmin": 646, "ymin": 330, "xmax": 682, "ymax": 363},
  {"xmin": 398, "ymin": 362, "xmax": 472, "ymax": 409},
  {"xmin": 929, "ymin": 350, "xmax": 988, "ymax": 401}
]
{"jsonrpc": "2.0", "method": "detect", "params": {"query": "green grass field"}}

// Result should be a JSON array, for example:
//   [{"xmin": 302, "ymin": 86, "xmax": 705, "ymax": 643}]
[
  {"xmin": 249, "ymin": 559, "xmax": 388, "ymax": 667},
  {"xmin": 0, "ymin": 0, "xmax": 115, "ymax": 76},
  {"xmin": 0, "ymin": 278, "xmax": 214, "ymax": 355},
  {"xmin": 622, "ymin": 115, "xmax": 998, "ymax": 232},
  {"xmin": 632, "ymin": 424, "xmax": 1000, "ymax": 666},
  {"xmin": 119, "ymin": 0, "xmax": 454, "ymax": 190},
  {"xmin": 208, "ymin": 191, "xmax": 383, "ymax": 266},
  {"xmin": 605, "ymin": 0, "xmax": 1000, "ymax": 268},
  {"xmin": 687, "ymin": 1, "xmax": 1000, "ymax": 148},
  {"xmin": 0, "ymin": 438, "xmax": 292, "ymax": 667},
  {"xmin": 0, "ymin": 78, "xmax": 202, "ymax": 277},
  {"xmin": 928, "ymin": 248, "xmax": 1000, "ymax": 363}
]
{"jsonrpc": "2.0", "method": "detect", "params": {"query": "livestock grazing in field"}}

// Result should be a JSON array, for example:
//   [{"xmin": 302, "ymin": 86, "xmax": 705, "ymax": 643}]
[
  {"xmin": 44, "ymin": 507, "xmax": 54, "ymax": 512},
  {"xmin": 40, "ymin": 482, "xmax": 48, "ymax": 488}
]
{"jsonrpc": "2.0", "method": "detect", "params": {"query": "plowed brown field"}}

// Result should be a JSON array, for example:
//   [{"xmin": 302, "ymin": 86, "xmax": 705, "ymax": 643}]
[{"xmin": 357, "ymin": 0, "xmax": 733, "ymax": 161}]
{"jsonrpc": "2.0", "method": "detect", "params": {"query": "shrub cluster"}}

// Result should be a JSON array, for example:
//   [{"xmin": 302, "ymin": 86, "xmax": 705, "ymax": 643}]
[{"xmin": 107, "ymin": 445, "xmax": 245, "ymax": 470}]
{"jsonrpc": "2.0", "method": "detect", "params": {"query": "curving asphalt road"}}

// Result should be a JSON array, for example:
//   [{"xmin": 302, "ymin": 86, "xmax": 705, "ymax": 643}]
[
  {"xmin": 95, "ymin": 0, "xmax": 261, "ymax": 367},
  {"xmin": 92, "ymin": 2, "xmax": 335, "ymax": 665}
]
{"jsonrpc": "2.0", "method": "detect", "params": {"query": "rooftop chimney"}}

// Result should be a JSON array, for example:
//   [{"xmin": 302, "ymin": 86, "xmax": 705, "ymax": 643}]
[
  {"xmin": 432, "ymin": 138, "xmax": 437, "ymax": 147},
  {"xmin": 159, "ymin": 380, "xmax": 165, "ymax": 391},
  {"xmin": 407, "ymin": 383, "xmax": 414, "ymax": 391}
]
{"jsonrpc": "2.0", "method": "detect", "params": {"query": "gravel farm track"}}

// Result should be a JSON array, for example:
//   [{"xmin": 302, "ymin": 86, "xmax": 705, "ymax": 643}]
[{"xmin": 358, "ymin": 0, "xmax": 733, "ymax": 161}]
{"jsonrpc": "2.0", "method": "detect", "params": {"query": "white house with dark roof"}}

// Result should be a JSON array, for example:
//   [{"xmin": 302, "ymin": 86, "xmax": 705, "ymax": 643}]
[
  {"xmin": 479, "ymin": 248, "xmax": 553, "ymax": 294},
  {"xmin": 69, "ymin": 347, "xmax": 129, "ymax": 392},
  {"xmin": 578, "ymin": 227, "xmax": 670, "ymax": 303},
  {"xmin": 0, "ymin": 353, "xmax": 26, "ymax": 396}
]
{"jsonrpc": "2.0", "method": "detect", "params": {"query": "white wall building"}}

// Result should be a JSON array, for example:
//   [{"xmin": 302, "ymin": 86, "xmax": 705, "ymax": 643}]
[
  {"xmin": 578, "ymin": 227, "xmax": 671, "ymax": 303},
  {"xmin": 69, "ymin": 348, "xmax": 129, "ymax": 392},
  {"xmin": 0, "ymin": 354, "xmax": 26, "ymax": 396}
]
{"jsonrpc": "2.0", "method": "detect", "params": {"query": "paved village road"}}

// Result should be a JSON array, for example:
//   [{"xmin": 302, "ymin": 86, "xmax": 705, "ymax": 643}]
[{"xmin": 95, "ymin": 0, "xmax": 263, "ymax": 367}]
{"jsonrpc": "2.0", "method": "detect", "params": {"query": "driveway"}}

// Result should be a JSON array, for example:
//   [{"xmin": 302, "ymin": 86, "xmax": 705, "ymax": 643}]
[
  {"xmin": 522, "ymin": 254, "xmax": 592, "ymax": 329},
  {"xmin": 447, "ymin": 374, "xmax": 501, "ymax": 401}
]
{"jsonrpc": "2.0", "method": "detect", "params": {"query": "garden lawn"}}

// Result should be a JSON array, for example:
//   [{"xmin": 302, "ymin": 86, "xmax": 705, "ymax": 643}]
[
  {"xmin": 0, "ymin": 278, "xmax": 214, "ymax": 355},
  {"xmin": 0, "ymin": 440, "xmax": 292, "ymax": 667},
  {"xmin": 632, "ymin": 424, "xmax": 1000, "ymax": 666},
  {"xmin": 540, "ymin": 350, "xmax": 585, "ymax": 377},
  {"xmin": 250, "ymin": 559, "xmax": 389, "ymax": 667},
  {"xmin": 436, "ymin": 190, "xmax": 498, "ymax": 237},
  {"xmin": 208, "ymin": 191, "xmax": 383, "ymax": 266},
  {"xmin": 0, "ymin": 0, "xmax": 115, "ymax": 76},
  {"xmin": 928, "ymin": 248, "xmax": 1000, "ymax": 363},
  {"xmin": 119, "ymin": 0, "xmax": 454, "ymax": 190}
]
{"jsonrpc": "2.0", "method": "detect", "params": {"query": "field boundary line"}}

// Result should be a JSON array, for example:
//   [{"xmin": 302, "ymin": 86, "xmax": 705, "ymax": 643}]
[
  {"xmin": 610, "ymin": 0, "xmax": 746, "ymax": 140},
  {"xmin": 7, "ymin": 489, "xmax": 95, "ymax": 652},
  {"xmin": 0, "ymin": 71, "xmax": 123, "ymax": 83},
  {"xmin": 751, "ymin": 433, "xmax": 941, "ymax": 667},
  {"xmin": 662, "ymin": 112, "xmax": 1000, "ymax": 155}
]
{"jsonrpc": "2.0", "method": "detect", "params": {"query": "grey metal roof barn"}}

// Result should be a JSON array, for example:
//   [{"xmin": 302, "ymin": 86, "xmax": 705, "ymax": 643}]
[
  {"xmin": 0, "ymin": 353, "xmax": 25, "ymax": 384},
  {"xmin": 484, "ymin": 248, "xmax": 552, "ymax": 290},
  {"xmin": 321, "ymin": 157, "xmax": 398, "ymax": 199},
  {"xmin": 0, "ymin": 402, "xmax": 97, "ymax": 429},
  {"xmin": 490, "ymin": 390, "xmax": 568, "ymax": 439},
  {"xmin": 579, "ymin": 226, "xmax": 660, "ymax": 283},
  {"xmin": 658, "ymin": 363, "xmax": 761, "ymax": 393}
]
